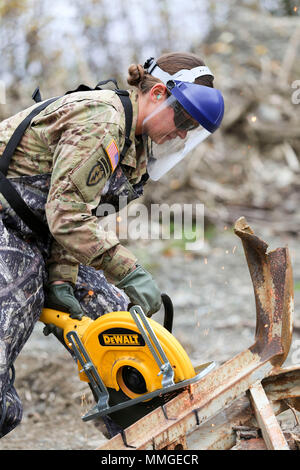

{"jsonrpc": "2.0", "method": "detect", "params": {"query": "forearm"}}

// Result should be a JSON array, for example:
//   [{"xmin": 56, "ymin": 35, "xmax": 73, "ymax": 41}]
[
  {"xmin": 94, "ymin": 244, "xmax": 137, "ymax": 284},
  {"xmin": 46, "ymin": 199, "xmax": 137, "ymax": 284},
  {"xmin": 47, "ymin": 239, "xmax": 80, "ymax": 285}
]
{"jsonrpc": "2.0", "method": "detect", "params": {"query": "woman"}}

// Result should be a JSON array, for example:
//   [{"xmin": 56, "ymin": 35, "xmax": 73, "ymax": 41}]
[{"xmin": 0, "ymin": 52, "xmax": 224, "ymax": 437}]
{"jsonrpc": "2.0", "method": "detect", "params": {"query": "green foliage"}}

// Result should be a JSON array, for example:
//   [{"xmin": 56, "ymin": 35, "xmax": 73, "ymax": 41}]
[{"xmin": 294, "ymin": 281, "xmax": 300, "ymax": 291}]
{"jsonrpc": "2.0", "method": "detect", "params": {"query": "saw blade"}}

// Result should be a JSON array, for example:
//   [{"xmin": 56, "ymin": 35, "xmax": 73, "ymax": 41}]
[{"xmin": 105, "ymin": 387, "xmax": 181, "ymax": 430}]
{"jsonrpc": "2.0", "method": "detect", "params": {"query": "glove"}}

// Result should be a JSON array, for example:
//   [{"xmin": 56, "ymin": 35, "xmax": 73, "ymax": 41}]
[
  {"xmin": 44, "ymin": 282, "xmax": 83, "ymax": 320},
  {"xmin": 43, "ymin": 323, "xmax": 65, "ymax": 344},
  {"xmin": 116, "ymin": 265, "xmax": 162, "ymax": 317}
]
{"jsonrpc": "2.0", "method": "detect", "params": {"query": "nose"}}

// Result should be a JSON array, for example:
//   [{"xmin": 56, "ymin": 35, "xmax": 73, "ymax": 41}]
[{"xmin": 176, "ymin": 129, "xmax": 188, "ymax": 139}]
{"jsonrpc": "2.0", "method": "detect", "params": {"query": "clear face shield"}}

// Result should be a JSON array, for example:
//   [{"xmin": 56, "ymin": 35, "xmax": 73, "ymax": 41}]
[
  {"xmin": 143, "ymin": 93, "xmax": 211, "ymax": 181},
  {"xmin": 142, "ymin": 59, "xmax": 224, "ymax": 181}
]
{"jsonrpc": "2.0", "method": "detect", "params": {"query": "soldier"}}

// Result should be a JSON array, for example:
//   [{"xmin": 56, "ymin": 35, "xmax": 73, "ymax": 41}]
[{"xmin": 0, "ymin": 51, "xmax": 224, "ymax": 437}]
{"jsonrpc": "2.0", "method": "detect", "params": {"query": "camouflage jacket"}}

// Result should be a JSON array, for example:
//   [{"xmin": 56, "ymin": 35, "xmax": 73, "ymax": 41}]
[{"xmin": 0, "ymin": 89, "xmax": 147, "ymax": 284}]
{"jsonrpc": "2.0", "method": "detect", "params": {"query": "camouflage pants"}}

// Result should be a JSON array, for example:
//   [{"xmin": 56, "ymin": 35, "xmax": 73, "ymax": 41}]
[{"xmin": 0, "ymin": 217, "xmax": 128, "ymax": 438}]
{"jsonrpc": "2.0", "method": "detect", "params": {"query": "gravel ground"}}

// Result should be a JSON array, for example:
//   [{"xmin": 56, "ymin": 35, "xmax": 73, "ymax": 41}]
[{"xmin": 1, "ymin": 222, "xmax": 300, "ymax": 450}]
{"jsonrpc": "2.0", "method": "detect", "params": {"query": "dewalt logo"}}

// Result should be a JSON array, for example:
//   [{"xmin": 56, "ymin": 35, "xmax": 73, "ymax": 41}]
[
  {"xmin": 98, "ymin": 328, "xmax": 145, "ymax": 347},
  {"xmin": 102, "ymin": 334, "xmax": 139, "ymax": 345}
]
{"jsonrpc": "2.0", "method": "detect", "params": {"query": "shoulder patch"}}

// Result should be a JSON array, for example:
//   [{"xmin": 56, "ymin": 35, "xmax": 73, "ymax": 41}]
[
  {"xmin": 86, "ymin": 161, "xmax": 106, "ymax": 186},
  {"xmin": 105, "ymin": 139, "xmax": 119, "ymax": 171}
]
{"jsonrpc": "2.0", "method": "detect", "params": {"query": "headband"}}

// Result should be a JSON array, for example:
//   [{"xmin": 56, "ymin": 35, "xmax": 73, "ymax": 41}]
[{"xmin": 144, "ymin": 57, "xmax": 214, "ymax": 84}]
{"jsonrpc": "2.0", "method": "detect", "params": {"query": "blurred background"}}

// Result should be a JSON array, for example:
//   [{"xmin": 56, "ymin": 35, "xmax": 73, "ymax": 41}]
[{"xmin": 0, "ymin": 0, "xmax": 300, "ymax": 450}]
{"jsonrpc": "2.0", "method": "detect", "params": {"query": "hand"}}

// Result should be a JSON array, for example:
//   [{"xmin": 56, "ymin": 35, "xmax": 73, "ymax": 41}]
[
  {"xmin": 44, "ymin": 282, "xmax": 83, "ymax": 320},
  {"xmin": 116, "ymin": 265, "xmax": 162, "ymax": 317}
]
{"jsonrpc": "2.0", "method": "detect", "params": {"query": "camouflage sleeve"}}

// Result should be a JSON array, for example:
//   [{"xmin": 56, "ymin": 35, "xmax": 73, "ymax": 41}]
[
  {"xmin": 45, "ymin": 106, "xmax": 137, "ymax": 284},
  {"xmin": 47, "ymin": 239, "xmax": 79, "ymax": 285}
]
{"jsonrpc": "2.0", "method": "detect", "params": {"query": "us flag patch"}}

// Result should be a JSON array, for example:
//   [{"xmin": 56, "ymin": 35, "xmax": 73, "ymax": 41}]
[{"xmin": 105, "ymin": 139, "xmax": 119, "ymax": 171}]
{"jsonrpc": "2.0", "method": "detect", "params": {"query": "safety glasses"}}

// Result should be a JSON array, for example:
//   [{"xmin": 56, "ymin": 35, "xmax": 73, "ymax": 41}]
[{"xmin": 171, "ymin": 100, "xmax": 199, "ymax": 131}]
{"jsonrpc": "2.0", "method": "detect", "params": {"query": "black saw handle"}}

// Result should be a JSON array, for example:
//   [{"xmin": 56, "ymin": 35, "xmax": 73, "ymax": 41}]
[
  {"xmin": 128, "ymin": 293, "xmax": 174, "ymax": 333},
  {"xmin": 161, "ymin": 293, "xmax": 174, "ymax": 333}
]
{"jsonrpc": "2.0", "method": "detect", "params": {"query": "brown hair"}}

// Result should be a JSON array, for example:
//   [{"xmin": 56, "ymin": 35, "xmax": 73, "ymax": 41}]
[{"xmin": 127, "ymin": 52, "xmax": 214, "ymax": 93}]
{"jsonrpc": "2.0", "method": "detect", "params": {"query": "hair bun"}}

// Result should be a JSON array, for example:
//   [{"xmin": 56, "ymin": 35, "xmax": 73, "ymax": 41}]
[{"xmin": 127, "ymin": 64, "xmax": 145, "ymax": 87}]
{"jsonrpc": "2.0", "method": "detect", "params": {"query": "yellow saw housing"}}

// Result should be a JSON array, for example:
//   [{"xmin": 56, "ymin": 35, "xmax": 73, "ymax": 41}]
[{"xmin": 40, "ymin": 308, "xmax": 196, "ymax": 400}]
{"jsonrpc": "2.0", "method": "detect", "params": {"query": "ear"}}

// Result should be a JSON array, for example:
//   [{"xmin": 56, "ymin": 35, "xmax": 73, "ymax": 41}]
[{"xmin": 149, "ymin": 83, "xmax": 168, "ymax": 102}]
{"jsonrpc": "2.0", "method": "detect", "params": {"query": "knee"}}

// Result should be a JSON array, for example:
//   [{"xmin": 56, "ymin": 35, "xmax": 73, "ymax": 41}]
[
  {"xmin": 0, "ymin": 409, "xmax": 22, "ymax": 438},
  {"xmin": 0, "ymin": 380, "xmax": 23, "ymax": 438}
]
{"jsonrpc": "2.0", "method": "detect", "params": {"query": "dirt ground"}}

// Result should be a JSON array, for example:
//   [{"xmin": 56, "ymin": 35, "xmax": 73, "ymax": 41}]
[{"xmin": 1, "ymin": 224, "xmax": 300, "ymax": 450}]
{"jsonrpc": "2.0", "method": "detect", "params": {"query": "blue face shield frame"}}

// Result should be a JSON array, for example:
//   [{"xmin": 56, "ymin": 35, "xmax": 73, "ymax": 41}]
[{"xmin": 167, "ymin": 79, "xmax": 224, "ymax": 133}]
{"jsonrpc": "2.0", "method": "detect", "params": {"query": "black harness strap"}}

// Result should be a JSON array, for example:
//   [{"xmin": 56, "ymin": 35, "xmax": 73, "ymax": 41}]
[
  {"xmin": 0, "ymin": 87, "xmax": 133, "ymax": 239},
  {"xmin": 0, "ymin": 97, "xmax": 59, "ymax": 176},
  {"xmin": 115, "ymin": 90, "xmax": 133, "ymax": 159},
  {"xmin": 0, "ymin": 97, "xmax": 60, "ymax": 239}
]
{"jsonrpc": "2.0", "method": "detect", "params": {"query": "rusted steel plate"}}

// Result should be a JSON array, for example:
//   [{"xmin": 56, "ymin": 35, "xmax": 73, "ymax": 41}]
[
  {"xmin": 249, "ymin": 381, "xmax": 290, "ymax": 450},
  {"xmin": 97, "ymin": 218, "xmax": 295, "ymax": 450},
  {"xmin": 234, "ymin": 217, "xmax": 294, "ymax": 367}
]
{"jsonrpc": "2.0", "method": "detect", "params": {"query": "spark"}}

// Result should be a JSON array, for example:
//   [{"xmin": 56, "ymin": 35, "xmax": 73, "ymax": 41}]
[
  {"xmin": 81, "ymin": 393, "xmax": 87, "ymax": 408},
  {"xmin": 204, "ymin": 258, "xmax": 208, "ymax": 265},
  {"xmin": 251, "ymin": 116, "xmax": 257, "ymax": 123},
  {"xmin": 294, "ymin": 6, "xmax": 298, "ymax": 12}
]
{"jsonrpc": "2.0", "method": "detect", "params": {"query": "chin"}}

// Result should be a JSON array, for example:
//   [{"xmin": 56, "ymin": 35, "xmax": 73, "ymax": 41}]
[{"xmin": 152, "ymin": 134, "xmax": 169, "ymax": 145}]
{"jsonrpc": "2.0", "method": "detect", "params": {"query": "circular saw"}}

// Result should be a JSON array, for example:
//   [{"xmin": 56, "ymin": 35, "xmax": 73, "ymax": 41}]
[{"xmin": 39, "ymin": 295, "xmax": 214, "ymax": 429}]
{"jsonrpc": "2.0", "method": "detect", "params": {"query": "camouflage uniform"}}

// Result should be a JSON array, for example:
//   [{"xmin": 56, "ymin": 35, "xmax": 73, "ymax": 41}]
[{"xmin": 0, "ymin": 89, "xmax": 148, "ymax": 436}]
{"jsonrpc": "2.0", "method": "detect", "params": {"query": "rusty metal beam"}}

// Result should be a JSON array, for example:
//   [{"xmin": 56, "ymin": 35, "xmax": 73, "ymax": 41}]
[
  {"xmin": 187, "ymin": 366, "xmax": 300, "ymax": 450},
  {"xmin": 262, "ymin": 366, "xmax": 300, "ymax": 410},
  {"xmin": 187, "ymin": 395, "xmax": 258, "ymax": 450},
  {"xmin": 233, "ymin": 217, "xmax": 294, "ymax": 368},
  {"xmin": 97, "ymin": 218, "xmax": 296, "ymax": 451},
  {"xmin": 98, "ymin": 367, "xmax": 300, "ymax": 450}
]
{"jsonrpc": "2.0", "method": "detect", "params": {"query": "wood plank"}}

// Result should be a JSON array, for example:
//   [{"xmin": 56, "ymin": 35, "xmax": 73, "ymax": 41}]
[{"xmin": 249, "ymin": 382, "xmax": 290, "ymax": 450}]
